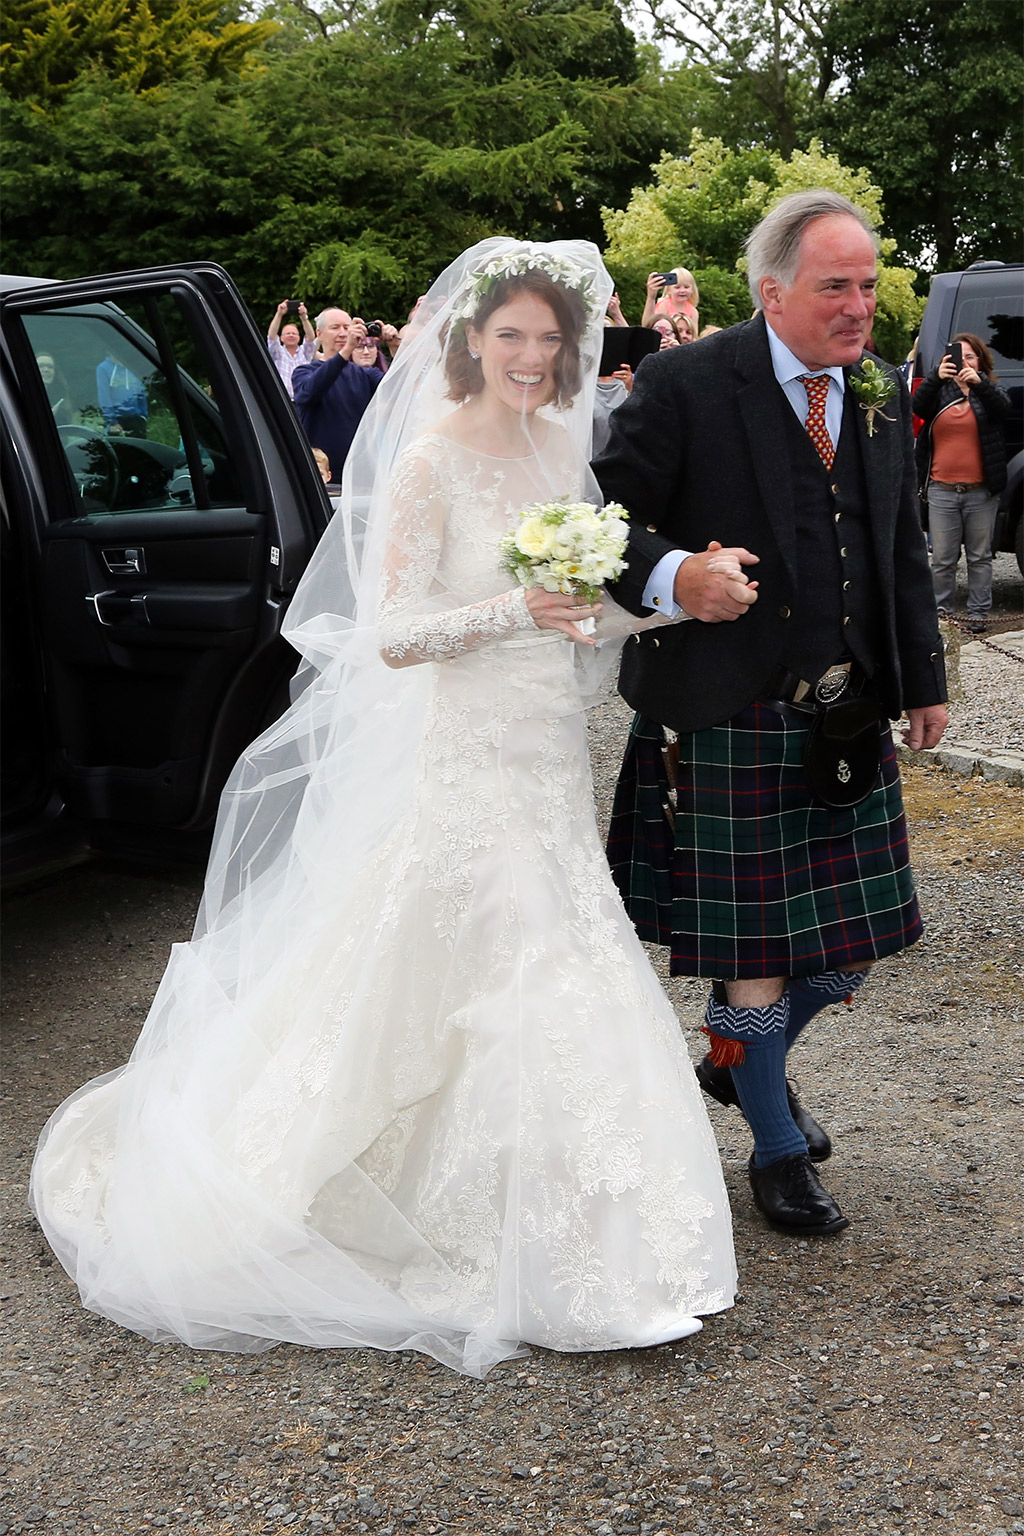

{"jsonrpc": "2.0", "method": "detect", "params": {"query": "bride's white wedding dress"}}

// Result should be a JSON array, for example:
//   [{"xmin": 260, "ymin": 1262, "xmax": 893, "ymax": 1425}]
[{"xmin": 31, "ymin": 430, "xmax": 736, "ymax": 1379}]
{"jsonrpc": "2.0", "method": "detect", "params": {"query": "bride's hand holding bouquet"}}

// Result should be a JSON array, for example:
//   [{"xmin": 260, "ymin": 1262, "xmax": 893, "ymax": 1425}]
[{"xmin": 500, "ymin": 498, "xmax": 630, "ymax": 645}]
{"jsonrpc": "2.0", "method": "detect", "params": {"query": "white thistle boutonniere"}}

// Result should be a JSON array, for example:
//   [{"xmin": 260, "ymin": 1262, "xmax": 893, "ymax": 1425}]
[{"xmin": 848, "ymin": 357, "xmax": 897, "ymax": 437}]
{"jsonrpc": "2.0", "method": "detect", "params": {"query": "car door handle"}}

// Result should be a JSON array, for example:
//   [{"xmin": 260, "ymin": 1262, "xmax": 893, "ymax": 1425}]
[
  {"xmin": 102, "ymin": 547, "xmax": 146, "ymax": 574},
  {"xmin": 87, "ymin": 591, "xmax": 149, "ymax": 626}
]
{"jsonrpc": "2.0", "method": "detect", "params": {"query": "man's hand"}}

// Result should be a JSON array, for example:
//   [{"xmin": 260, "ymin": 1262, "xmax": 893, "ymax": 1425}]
[
  {"xmin": 674, "ymin": 540, "xmax": 760, "ymax": 622},
  {"xmin": 901, "ymin": 704, "xmax": 948, "ymax": 751},
  {"xmin": 297, "ymin": 302, "xmax": 308, "ymax": 319},
  {"xmin": 341, "ymin": 318, "xmax": 368, "ymax": 361},
  {"xmin": 276, "ymin": 300, "xmax": 289, "ymax": 316}
]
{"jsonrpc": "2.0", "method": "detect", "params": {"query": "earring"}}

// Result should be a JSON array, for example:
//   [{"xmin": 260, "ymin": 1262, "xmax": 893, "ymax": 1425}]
[{"xmin": 469, "ymin": 350, "xmax": 480, "ymax": 360}]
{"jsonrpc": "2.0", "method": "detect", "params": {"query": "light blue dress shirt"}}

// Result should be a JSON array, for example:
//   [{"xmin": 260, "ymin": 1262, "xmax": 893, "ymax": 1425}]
[{"xmin": 640, "ymin": 322, "xmax": 847, "ymax": 616}]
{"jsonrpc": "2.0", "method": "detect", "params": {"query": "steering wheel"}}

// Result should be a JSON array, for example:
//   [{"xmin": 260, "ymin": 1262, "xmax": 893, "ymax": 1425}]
[{"xmin": 58, "ymin": 424, "xmax": 121, "ymax": 507}]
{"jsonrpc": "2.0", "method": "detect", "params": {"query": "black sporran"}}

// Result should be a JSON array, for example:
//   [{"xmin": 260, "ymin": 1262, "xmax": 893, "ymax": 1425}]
[{"xmin": 803, "ymin": 696, "xmax": 883, "ymax": 808}]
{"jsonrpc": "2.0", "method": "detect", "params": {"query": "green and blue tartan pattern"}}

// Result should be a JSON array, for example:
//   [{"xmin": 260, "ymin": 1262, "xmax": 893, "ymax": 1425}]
[{"xmin": 607, "ymin": 704, "xmax": 922, "ymax": 979}]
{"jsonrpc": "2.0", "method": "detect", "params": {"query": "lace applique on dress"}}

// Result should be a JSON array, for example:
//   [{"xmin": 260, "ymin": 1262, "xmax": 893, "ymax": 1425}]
[{"xmin": 29, "ymin": 426, "xmax": 735, "ymax": 1374}]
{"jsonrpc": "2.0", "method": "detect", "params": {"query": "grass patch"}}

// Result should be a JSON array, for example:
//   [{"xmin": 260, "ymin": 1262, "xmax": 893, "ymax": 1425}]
[{"xmin": 901, "ymin": 764, "xmax": 1024, "ymax": 870}]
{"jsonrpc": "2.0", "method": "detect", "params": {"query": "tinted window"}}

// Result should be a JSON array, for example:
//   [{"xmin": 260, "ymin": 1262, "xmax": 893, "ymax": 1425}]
[
  {"xmin": 21, "ymin": 291, "xmax": 244, "ymax": 517},
  {"xmin": 952, "ymin": 268, "xmax": 1024, "ymax": 376}
]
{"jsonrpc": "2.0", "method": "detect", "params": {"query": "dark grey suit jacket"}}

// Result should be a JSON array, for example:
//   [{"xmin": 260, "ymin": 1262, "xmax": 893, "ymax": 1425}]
[{"xmin": 594, "ymin": 314, "xmax": 947, "ymax": 733}]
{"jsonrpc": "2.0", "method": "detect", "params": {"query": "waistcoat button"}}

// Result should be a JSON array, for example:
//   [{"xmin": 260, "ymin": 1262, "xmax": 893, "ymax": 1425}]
[{"xmin": 779, "ymin": 605, "xmax": 791, "ymax": 619}]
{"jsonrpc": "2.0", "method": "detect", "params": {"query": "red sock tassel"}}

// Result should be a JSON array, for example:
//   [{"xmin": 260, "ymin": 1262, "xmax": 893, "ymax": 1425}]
[{"xmin": 702, "ymin": 1027, "xmax": 746, "ymax": 1068}]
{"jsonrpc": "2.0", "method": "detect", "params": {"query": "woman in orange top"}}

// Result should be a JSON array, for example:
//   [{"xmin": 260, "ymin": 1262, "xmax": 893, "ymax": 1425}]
[{"xmin": 914, "ymin": 332, "xmax": 1009, "ymax": 631}]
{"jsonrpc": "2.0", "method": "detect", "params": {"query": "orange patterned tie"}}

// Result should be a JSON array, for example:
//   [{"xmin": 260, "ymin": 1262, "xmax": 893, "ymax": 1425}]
[{"xmin": 799, "ymin": 374, "xmax": 834, "ymax": 469}]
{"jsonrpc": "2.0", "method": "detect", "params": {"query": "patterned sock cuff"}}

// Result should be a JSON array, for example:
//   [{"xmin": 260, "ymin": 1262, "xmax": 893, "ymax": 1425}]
[
  {"xmin": 795, "ymin": 968, "xmax": 868, "ymax": 1002},
  {"xmin": 704, "ymin": 990, "xmax": 790, "ymax": 1042}
]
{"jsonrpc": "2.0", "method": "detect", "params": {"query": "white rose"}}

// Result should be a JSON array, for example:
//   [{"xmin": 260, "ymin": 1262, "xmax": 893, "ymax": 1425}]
[{"xmin": 515, "ymin": 518, "xmax": 556, "ymax": 559}]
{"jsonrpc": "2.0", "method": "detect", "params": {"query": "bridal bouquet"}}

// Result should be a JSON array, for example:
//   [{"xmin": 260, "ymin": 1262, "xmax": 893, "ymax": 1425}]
[{"xmin": 499, "ymin": 499, "xmax": 629, "ymax": 605}]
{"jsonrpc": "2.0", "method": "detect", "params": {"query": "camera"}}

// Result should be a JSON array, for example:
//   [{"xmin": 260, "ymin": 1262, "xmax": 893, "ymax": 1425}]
[
  {"xmin": 656, "ymin": 271, "xmax": 678, "ymax": 287},
  {"xmin": 946, "ymin": 340, "xmax": 964, "ymax": 372},
  {"xmin": 365, "ymin": 320, "xmax": 383, "ymax": 339}
]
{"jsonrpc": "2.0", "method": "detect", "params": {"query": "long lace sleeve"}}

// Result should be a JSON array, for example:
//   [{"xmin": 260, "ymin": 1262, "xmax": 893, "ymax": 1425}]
[{"xmin": 377, "ymin": 448, "xmax": 535, "ymax": 668}]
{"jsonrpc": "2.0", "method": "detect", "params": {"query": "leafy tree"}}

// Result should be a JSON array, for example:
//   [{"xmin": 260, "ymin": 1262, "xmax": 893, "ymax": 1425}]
[
  {"xmin": 0, "ymin": 0, "xmax": 274, "ymax": 104},
  {"xmin": 0, "ymin": 72, "xmax": 271, "ymax": 282},
  {"xmin": 636, "ymin": 0, "xmax": 835, "ymax": 155},
  {"xmin": 0, "ymin": 0, "xmax": 679, "ymax": 325},
  {"xmin": 223, "ymin": 0, "xmax": 682, "ymax": 313},
  {"xmin": 602, "ymin": 134, "xmax": 924, "ymax": 356},
  {"xmin": 824, "ymin": 0, "xmax": 1024, "ymax": 271}
]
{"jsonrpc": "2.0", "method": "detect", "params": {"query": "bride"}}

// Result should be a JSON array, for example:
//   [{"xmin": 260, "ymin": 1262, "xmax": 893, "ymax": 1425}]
[{"xmin": 31, "ymin": 240, "xmax": 736, "ymax": 1379}]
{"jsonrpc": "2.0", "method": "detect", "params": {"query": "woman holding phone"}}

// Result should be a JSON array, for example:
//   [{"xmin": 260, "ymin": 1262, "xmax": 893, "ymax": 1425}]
[
  {"xmin": 914, "ymin": 332, "xmax": 1009, "ymax": 632},
  {"xmin": 641, "ymin": 268, "xmax": 699, "ymax": 332}
]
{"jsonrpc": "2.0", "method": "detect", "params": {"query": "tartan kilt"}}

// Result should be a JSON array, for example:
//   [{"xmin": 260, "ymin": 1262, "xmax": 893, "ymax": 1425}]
[{"xmin": 607, "ymin": 703, "xmax": 922, "ymax": 979}]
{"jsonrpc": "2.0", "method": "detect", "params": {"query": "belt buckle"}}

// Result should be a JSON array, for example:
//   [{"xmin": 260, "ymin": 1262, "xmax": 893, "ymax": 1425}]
[{"xmin": 814, "ymin": 664, "xmax": 850, "ymax": 705}]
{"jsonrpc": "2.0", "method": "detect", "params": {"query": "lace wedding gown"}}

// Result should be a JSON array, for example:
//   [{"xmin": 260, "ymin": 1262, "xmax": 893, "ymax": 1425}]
[{"xmin": 31, "ymin": 432, "xmax": 736, "ymax": 1379}]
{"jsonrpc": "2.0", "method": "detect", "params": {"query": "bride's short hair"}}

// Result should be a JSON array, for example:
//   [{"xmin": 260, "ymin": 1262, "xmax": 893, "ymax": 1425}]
[{"xmin": 444, "ymin": 271, "xmax": 588, "ymax": 406}]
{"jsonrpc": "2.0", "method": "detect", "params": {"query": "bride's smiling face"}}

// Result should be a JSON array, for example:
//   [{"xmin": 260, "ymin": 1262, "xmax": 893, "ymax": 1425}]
[{"xmin": 466, "ymin": 292, "xmax": 563, "ymax": 415}]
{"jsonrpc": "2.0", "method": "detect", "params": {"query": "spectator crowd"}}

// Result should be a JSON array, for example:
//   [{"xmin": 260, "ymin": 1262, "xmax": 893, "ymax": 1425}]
[
  {"xmin": 267, "ymin": 272, "xmax": 1009, "ymax": 639},
  {"xmin": 265, "ymin": 269, "xmax": 720, "ymax": 486},
  {"xmin": 265, "ymin": 299, "xmax": 410, "ymax": 485}
]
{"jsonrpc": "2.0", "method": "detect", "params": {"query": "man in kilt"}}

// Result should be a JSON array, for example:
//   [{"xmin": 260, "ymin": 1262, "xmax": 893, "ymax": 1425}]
[{"xmin": 594, "ymin": 190, "xmax": 948, "ymax": 1236}]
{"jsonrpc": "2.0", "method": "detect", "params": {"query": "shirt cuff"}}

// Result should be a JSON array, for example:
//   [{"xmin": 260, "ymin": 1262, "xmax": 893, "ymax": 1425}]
[{"xmin": 642, "ymin": 550, "xmax": 693, "ymax": 618}]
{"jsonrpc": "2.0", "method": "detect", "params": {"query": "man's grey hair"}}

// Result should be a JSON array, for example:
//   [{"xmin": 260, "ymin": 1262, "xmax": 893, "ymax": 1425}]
[
  {"xmin": 745, "ymin": 190, "xmax": 879, "ymax": 309},
  {"xmin": 314, "ymin": 307, "xmax": 349, "ymax": 329}
]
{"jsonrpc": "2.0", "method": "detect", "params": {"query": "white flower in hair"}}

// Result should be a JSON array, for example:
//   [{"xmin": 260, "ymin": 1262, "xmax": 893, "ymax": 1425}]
[{"xmin": 451, "ymin": 244, "xmax": 602, "ymax": 329}]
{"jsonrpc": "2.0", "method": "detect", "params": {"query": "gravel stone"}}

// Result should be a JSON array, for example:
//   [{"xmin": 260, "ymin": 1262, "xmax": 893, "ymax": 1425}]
[{"xmin": 3, "ymin": 605, "xmax": 1022, "ymax": 1536}]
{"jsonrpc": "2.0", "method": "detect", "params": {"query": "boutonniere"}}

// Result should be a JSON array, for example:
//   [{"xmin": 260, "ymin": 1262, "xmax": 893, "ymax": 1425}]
[{"xmin": 848, "ymin": 358, "xmax": 897, "ymax": 437}]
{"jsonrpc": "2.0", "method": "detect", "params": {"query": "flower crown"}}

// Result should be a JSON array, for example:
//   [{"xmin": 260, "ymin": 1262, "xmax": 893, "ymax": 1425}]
[{"xmin": 450, "ymin": 246, "xmax": 602, "ymax": 330}]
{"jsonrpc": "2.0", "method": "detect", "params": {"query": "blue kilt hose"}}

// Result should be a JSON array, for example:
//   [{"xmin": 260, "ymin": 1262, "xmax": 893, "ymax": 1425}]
[{"xmin": 607, "ymin": 704, "xmax": 922, "ymax": 979}]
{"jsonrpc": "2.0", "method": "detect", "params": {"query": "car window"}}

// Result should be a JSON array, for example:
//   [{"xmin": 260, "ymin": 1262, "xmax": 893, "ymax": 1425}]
[
  {"xmin": 952, "ymin": 269, "xmax": 1024, "ymax": 377},
  {"xmin": 21, "ymin": 291, "xmax": 245, "ymax": 517}
]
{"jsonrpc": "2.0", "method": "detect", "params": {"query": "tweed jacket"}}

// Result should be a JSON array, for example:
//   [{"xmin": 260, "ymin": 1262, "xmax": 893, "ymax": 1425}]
[{"xmin": 594, "ymin": 313, "xmax": 947, "ymax": 733}]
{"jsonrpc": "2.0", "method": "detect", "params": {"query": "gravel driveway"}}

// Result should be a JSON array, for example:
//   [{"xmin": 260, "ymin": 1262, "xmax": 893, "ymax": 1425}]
[{"xmin": 3, "ymin": 689, "xmax": 1022, "ymax": 1536}]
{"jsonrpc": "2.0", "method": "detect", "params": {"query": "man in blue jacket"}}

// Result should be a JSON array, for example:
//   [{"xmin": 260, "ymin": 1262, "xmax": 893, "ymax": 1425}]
[{"xmin": 292, "ymin": 309, "xmax": 381, "ymax": 475}]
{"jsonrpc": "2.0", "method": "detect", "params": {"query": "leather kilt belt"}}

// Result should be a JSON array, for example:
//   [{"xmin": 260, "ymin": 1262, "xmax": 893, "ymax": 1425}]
[{"xmin": 606, "ymin": 702, "xmax": 923, "ymax": 979}]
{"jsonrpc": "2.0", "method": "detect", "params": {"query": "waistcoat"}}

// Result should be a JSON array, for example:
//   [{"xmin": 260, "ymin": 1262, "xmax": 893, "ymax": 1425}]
[{"xmin": 779, "ymin": 386, "xmax": 882, "ymax": 681}]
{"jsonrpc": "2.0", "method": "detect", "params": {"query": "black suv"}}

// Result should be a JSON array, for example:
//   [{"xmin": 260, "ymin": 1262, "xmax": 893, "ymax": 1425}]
[
  {"xmin": 1, "ymin": 263, "xmax": 330, "ymax": 886},
  {"xmin": 911, "ymin": 260, "xmax": 1024, "ymax": 573}
]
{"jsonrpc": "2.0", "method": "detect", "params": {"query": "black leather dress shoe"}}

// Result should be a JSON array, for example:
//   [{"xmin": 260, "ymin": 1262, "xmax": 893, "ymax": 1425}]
[
  {"xmin": 695, "ymin": 1057, "xmax": 832, "ymax": 1161},
  {"xmin": 748, "ymin": 1153, "xmax": 850, "ymax": 1235}
]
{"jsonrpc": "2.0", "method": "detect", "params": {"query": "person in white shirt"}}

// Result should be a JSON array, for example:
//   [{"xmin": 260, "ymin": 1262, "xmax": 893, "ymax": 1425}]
[{"xmin": 266, "ymin": 301, "xmax": 317, "ymax": 397}]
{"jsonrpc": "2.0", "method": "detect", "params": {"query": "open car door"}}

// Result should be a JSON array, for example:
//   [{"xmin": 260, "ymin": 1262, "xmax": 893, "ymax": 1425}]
[{"xmin": 1, "ymin": 262, "xmax": 330, "ymax": 861}]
